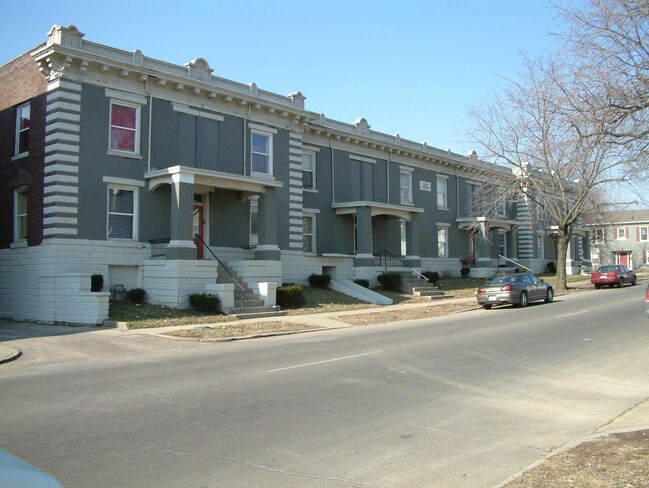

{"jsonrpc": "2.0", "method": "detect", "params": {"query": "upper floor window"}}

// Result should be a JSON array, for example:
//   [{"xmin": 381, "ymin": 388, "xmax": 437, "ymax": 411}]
[
  {"xmin": 498, "ymin": 201, "xmax": 507, "ymax": 217},
  {"xmin": 437, "ymin": 177, "xmax": 448, "ymax": 209},
  {"xmin": 15, "ymin": 103, "xmax": 30, "ymax": 156},
  {"xmin": 107, "ymin": 187, "xmax": 137, "ymax": 240},
  {"xmin": 616, "ymin": 227, "xmax": 627, "ymax": 240},
  {"xmin": 302, "ymin": 151, "xmax": 316, "ymax": 189},
  {"xmin": 303, "ymin": 214, "xmax": 316, "ymax": 253},
  {"xmin": 594, "ymin": 228, "xmax": 605, "ymax": 243},
  {"xmin": 251, "ymin": 131, "xmax": 272, "ymax": 175},
  {"xmin": 109, "ymin": 101, "xmax": 140, "ymax": 154},
  {"xmin": 14, "ymin": 188, "xmax": 27, "ymax": 241},
  {"xmin": 400, "ymin": 170, "xmax": 413, "ymax": 205},
  {"xmin": 640, "ymin": 226, "xmax": 648, "ymax": 242}
]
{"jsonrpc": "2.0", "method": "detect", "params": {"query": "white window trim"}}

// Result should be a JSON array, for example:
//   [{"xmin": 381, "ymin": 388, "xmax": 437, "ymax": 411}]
[
  {"xmin": 400, "ymin": 169, "xmax": 413, "ymax": 205},
  {"xmin": 108, "ymin": 99, "xmax": 141, "ymax": 158},
  {"xmin": 616, "ymin": 227, "xmax": 626, "ymax": 240},
  {"xmin": 14, "ymin": 103, "xmax": 30, "ymax": 158},
  {"xmin": 303, "ymin": 213, "xmax": 316, "ymax": 254},
  {"xmin": 107, "ymin": 185, "xmax": 138, "ymax": 241},
  {"xmin": 251, "ymin": 129, "xmax": 273, "ymax": 176},
  {"xmin": 537, "ymin": 232, "xmax": 545, "ymax": 259},
  {"xmin": 302, "ymin": 150, "xmax": 317, "ymax": 190},
  {"xmin": 14, "ymin": 188, "xmax": 27, "ymax": 242},
  {"xmin": 639, "ymin": 226, "xmax": 648, "ymax": 242}
]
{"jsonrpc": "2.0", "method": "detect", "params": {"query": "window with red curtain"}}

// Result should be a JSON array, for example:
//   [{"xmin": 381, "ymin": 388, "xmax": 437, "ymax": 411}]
[{"xmin": 110, "ymin": 102, "xmax": 138, "ymax": 153}]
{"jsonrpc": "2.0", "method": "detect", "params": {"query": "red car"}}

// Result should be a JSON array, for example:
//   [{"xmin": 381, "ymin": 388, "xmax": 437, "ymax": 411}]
[{"xmin": 590, "ymin": 265, "xmax": 637, "ymax": 289}]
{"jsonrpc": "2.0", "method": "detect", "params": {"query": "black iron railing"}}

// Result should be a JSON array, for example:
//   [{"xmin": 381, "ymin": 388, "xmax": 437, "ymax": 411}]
[
  {"xmin": 149, "ymin": 238, "xmax": 170, "ymax": 258},
  {"xmin": 377, "ymin": 249, "xmax": 429, "ymax": 281}
]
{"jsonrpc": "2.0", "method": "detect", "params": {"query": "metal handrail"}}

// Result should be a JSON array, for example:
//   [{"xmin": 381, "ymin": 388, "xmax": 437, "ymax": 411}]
[
  {"xmin": 498, "ymin": 254, "xmax": 532, "ymax": 272},
  {"xmin": 379, "ymin": 250, "xmax": 429, "ymax": 282},
  {"xmin": 194, "ymin": 234, "xmax": 247, "ymax": 312}
]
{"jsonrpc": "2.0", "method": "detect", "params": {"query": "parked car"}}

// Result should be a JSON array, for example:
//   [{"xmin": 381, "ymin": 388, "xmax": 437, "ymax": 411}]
[
  {"xmin": 0, "ymin": 449, "xmax": 64, "ymax": 488},
  {"xmin": 590, "ymin": 265, "xmax": 637, "ymax": 289},
  {"xmin": 476, "ymin": 273, "xmax": 554, "ymax": 310}
]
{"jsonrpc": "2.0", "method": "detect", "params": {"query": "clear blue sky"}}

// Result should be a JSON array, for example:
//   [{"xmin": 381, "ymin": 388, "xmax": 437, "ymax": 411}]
[{"xmin": 0, "ymin": 0, "xmax": 568, "ymax": 156}]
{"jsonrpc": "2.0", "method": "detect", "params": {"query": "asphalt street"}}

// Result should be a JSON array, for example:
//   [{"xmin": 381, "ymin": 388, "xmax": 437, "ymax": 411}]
[{"xmin": 1, "ymin": 286, "xmax": 648, "ymax": 487}]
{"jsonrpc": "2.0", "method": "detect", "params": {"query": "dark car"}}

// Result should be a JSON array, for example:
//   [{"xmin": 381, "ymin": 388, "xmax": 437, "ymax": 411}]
[
  {"xmin": 590, "ymin": 265, "xmax": 637, "ymax": 289},
  {"xmin": 476, "ymin": 273, "xmax": 554, "ymax": 310}
]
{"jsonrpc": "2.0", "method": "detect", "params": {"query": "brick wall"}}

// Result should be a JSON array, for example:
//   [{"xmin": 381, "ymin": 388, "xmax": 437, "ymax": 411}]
[{"xmin": 0, "ymin": 53, "xmax": 47, "ymax": 248}]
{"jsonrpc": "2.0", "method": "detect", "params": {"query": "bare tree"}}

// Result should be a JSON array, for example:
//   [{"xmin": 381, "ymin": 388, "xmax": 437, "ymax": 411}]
[{"xmin": 466, "ymin": 56, "xmax": 631, "ymax": 290}]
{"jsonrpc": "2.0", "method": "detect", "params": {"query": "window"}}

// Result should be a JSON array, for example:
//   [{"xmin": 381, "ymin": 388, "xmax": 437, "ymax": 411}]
[
  {"xmin": 303, "ymin": 214, "xmax": 315, "ymax": 253},
  {"xmin": 437, "ymin": 177, "xmax": 448, "ymax": 209},
  {"xmin": 467, "ymin": 183, "xmax": 481, "ymax": 215},
  {"xmin": 645, "ymin": 250, "xmax": 649, "ymax": 265},
  {"xmin": 251, "ymin": 131, "xmax": 272, "ymax": 175},
  {"xmin": 640, "ymin": 226, "xmax": 648, "ymax": 241},
  {"xmin": 437, "ymin": 227, "xmax": 448, "ymax": 257},
  {"xmin": 249, "ymin": 198, "xmax": 259, "ymax": 246},
  {"xmin": 14, "ymin": 189, "xmax": 27, "ymax": 241},
  {"xmin": 15, "ymin": 103, "xmax": 30, "ymax": 156},
  {"xmin": 537, "ymin": 233, "xmax": 545, "ymax": 259},
  {"xmin": 107, "ymin": 187, "xmax": 136, "ymax": 239},
  {"xmin": 616, "ymin": 227, "xmax": 627, "ymax": 240},
  {"xmin": 594, "ymin": 228, "xmax": 605, "ymax": 243},
  {"xmin": 497, "ymin": 202, "xmax": 507, "ymax": 217},
  {"xmin": 400, "ymin": 170, "xmax": 413, "ymax": 205},
  {"xmin": 400, "ymin": 220, "xmax": 407, "ymax": 256},
  {"xmin": 302, "ymin": 151, "xmax": 316, "ymax": 189},
  {"xmin": 109, "ymin": 101, "xmax": 140, "ymax": 154},
  {"xmin": 498, "ymin": 231, "xmax": 507, "ymax": 257}
]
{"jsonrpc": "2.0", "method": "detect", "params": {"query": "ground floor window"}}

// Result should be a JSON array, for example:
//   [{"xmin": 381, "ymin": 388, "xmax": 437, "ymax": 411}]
[
  {"xmin": 400, "ymin": 220, "xmax": 407, "ymax": 256},
  {"xmin": 437, "ymin": 227, "xmax": 448, "ymax": 258},
  {"xmin": 303, "ymin": 214, "xmax": 315, "ymax": 253},
  {"xmin": 14, "ymin": 188, "xmax": 27, "ymax": 241},
  {"xmin": 108, "ymin": 187, "xmax": 136, "ymax": 239},
  {"xmin": 537, "ymin": 232, "xmax": 545, "ymax": 259}
]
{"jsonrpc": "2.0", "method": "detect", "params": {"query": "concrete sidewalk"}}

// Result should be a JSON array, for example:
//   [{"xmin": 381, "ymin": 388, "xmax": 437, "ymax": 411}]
[{"xmin": 0, "ymin": 344, "xmax": 21, "ymax": 364}]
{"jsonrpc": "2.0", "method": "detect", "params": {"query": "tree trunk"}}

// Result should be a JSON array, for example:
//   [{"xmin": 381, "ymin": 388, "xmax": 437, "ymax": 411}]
[{"xmin": 555, "ymin": 235, "xmax": 569, "ymax": 291}]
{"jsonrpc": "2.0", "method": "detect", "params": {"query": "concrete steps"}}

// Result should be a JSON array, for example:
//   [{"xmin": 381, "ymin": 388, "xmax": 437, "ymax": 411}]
[{"xmin": 216, "ymin": 263, "xmax": 285, "ymax": 318}]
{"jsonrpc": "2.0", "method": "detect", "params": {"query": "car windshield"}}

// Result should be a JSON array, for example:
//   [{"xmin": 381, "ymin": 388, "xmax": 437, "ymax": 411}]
[
  {"xmin": 487, "ymin": 275, "xmax": 519, "ymax": 285},
  {"xmin": 597, "ymin": 266, "xmax": 617, "ymax": 272}
]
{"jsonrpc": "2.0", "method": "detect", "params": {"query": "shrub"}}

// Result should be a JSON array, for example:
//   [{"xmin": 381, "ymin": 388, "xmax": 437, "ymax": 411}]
[
  {"xmin": 377, "ymin": 272, "xmax": 402, "ymax": 291},
  {"xmin": 91, "ymin": 274, "xmax": 104, "ymax": 292},
  {"xmin": 126, "ymin": 288, "xmax": 146, "ymax": 304},
  {"xmin": 308, "ymin": 273, "xmax": 331, "ymax": 288},
  {"xmin": 188, "ymin": 293, "xmax": 221, "ymax": 314},
  {"xmin": 460, "ymin": 267, "xmax": 471, "ymax": 277},
  {"xmin": 276, "ymin": 284, "xmax": 307, "ymax": 308},
  {"xmin": 546, "ymin": 261, "xmax": 557, "ymax": 274},
  {"xmin": 353, "ymin": 279, "xmax": 370, "ymax": 288},
  {"xmin": 422, "ymin": 271, "xmax": 439, "ymax": 284}
]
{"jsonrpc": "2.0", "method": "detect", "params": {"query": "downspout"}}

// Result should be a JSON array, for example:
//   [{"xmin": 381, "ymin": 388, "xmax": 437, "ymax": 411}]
[
  {"xmin": 243, "ymin": 104, "xmax": 251, "ymax": 176},
  {"xmin": 330, "ymin": 135, "xmax": 335, "ymax": 203},
  {"xmin": 386, "ymin": 150, "xmax": 391, "ymax": 203},
  {"xmin": 145, "ymin": 77, "xmax": 153, "ymax": 172}
]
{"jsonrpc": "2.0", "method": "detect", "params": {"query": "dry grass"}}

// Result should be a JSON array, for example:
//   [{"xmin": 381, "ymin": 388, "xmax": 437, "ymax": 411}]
[{"xmin": 163, "ymin": 322, "xmax": 321, "ymax": 339}]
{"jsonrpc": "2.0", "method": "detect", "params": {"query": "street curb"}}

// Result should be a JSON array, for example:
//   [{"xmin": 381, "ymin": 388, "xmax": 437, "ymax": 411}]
[
  {"xmin": 155, "ymin": 326, "xmax": 339, "ymax": 343},
  {"xmin": 0, "ymin": 345, "xmax": 22, "ymax": 364}
]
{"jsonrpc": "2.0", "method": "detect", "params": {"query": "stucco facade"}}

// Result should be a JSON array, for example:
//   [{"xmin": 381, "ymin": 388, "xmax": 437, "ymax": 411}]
[{"xmin": 0, "ymin": 25, "xmax": 570, "ymax": 324}]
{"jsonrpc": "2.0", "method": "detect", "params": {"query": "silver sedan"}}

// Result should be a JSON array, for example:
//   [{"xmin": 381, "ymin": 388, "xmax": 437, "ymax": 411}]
[{"xmin": 476, "ymin": 273, "xmax": 554, "ymax": 310}]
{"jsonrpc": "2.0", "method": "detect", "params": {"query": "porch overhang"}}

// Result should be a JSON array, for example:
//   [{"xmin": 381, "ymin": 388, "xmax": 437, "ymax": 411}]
[
  {"xmin": 456, "ymin": 216, "xmax": 515, "ymax": 231},
  {"xmin": 146, "ymin": 165, "xmax": 283, "ymax": 197},
  {"xmin": 332, "ymin": 201, "xmax": 424, "ymax": 221}
]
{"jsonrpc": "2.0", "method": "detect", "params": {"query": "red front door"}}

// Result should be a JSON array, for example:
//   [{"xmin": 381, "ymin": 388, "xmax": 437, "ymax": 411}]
[
  {"xmin": 619, "ymin": 253, "xmax": 629, "ymax": 266},
  {"xmin": 193, "ymin": 205, "xmax": 204, "ymax": 259}
]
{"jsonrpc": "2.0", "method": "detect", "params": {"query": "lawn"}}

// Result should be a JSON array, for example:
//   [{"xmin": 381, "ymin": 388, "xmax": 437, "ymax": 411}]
[{"xmin": 109, "ymin": 273, "xmax": 587, "ymax": 329}]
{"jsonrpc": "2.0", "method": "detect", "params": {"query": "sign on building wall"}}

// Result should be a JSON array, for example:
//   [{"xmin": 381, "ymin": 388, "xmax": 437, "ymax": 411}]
[{"xmin": 420, "ymin": 181, "xmax": 432, "ymax": 192}]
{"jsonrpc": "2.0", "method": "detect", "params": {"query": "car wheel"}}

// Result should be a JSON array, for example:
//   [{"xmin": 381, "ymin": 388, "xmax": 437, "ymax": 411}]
[
  {"xmin": 545, "ymin": 288, "xmax": 554, "ymax": 303},
  {"xmin": 594, "ymin": 284, "xmax": 601, "ymax": 289},
  {"xmin": 632, "ymin": 276, "xmax": 637, "ymax": 286},
  {"xmin": 618, "ymin": 277, "xmax": 624, "ymax": 288},
  {"xmin": 517, "ymin": 291, "xmax": 528, "ymax": 308},
  {"xmin": 483, "ymin": 304, "xmax": 492, "ymax": 310}
]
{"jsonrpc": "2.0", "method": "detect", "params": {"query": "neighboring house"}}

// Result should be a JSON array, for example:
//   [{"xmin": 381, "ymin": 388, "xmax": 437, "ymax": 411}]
[
  {"xmin": 589, "ymin": 210, "xmax": 649, "ymax": 270},
  {"xmin": 0, "ymin": 25, "xmax": 582, "ymax": 325}
]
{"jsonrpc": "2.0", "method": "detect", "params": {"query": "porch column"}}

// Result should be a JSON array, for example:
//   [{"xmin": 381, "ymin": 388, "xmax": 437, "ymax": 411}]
[
  {"xmin": 354, "ymin": 207, "xmax": 374, "ymax": 267},
  {"xmin": 167, "ymin": 173, "xmax": 196, "ymax": 260},
  {"xmin": 256, "ymin": 188, "xmax": 281, "ymax": 260},
  {"xmin": 403, "ymin": 215, "xmax": 421, "ymax": 268}
]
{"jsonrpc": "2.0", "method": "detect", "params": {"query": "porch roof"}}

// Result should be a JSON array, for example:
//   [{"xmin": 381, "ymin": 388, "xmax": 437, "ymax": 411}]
[
  {"xmin": 145, "ymin": 165, "xmax": 283, "ymax": 196},
  {"xmin": 456, "ymin": 216, "xmax": 516, "ymax": 231},
  {"xmin": 332, "ymin": 201, "xmax": 424, "ymax": 221}
]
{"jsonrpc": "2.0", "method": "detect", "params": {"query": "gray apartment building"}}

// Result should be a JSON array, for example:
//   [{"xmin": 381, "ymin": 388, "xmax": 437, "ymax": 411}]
[{"xmin": 1, "ymin": 25, "xmax": 582, "ymax": 324}]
